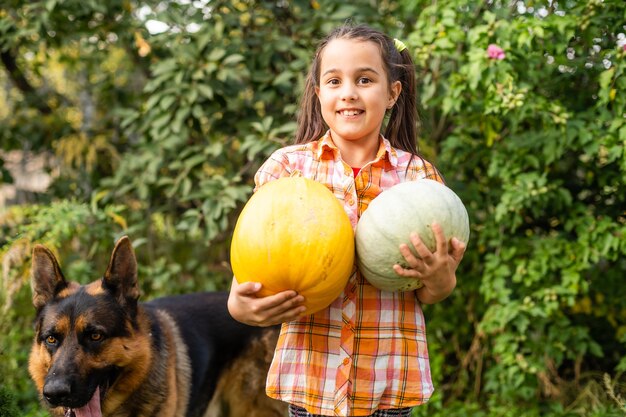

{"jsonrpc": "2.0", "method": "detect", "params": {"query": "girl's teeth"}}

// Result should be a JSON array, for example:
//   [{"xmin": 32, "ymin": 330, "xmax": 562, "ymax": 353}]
[{"xmin": 342, "ymin": 110, "xmax": 359, "ymax": 116}]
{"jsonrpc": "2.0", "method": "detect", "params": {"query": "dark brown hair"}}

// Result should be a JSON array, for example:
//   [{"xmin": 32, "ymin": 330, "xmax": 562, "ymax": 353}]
[{"xmin": 294, "ymin": 24, "xmax": 420, "ymax": 155}]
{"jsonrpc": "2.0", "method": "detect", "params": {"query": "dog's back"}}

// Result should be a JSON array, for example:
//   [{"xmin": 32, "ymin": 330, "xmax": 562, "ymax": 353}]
[{"xmin": 144, "ymin": 292, "xmax": 282, "ymax": 417}]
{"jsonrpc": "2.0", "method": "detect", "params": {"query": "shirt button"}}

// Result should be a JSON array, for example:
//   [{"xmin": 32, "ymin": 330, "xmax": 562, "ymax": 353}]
[{"xmin": 342, "ymin": 357, "xmax": 350, "ymax": 365}]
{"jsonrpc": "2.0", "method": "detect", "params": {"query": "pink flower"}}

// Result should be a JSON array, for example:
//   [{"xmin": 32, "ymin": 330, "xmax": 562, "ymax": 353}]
[{"xmin": 487, "ymin": 44, "xmax": 506, "ymax": 60}]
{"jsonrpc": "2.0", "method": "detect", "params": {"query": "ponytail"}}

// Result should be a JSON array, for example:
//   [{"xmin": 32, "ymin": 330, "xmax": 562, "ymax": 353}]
[
  {"xmin": 384, "ymin": 46, "xmax": 419, "ymax": 155},
  {"xmin": 294, "ymin": 65, "xmax": 326, "ymax": 144}
]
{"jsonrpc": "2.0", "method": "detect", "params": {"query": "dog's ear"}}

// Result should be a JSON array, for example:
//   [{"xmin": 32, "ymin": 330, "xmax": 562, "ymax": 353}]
[
  {"xmin": 103, "ymin": 236, "xmax": 140, "ymax": 311},
  {"xmin": 31, "ymin": 245, "xmax": 68, "ymax": 312}
]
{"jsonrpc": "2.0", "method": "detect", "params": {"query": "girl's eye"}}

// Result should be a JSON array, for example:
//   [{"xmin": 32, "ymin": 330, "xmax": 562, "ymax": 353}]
[
  {"xmin": 358, "ymin": 77, "xmax": 372, "ymax": 85},
  {"xmin": 45, "ymin": 336, "xmax": 58, "ymax": 346},
  {"xmin": 327, "ymin": 79, "xmax": 340, "ymax": 85}
]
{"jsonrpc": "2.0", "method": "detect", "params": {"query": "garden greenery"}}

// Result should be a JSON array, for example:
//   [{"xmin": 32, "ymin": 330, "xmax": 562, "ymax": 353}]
[{"xmin": 1, "ymin": 1, "xmax": 625, "ymax": 416}]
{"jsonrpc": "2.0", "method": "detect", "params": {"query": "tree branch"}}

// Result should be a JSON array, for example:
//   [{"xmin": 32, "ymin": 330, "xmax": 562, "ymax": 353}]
[{"xmin": 0, "ymin": 47, "xmax": 56, "ymax": 115}]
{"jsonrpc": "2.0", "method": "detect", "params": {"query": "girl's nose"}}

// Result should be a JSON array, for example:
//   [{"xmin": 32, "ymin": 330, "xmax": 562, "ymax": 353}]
[{"xmin": 340, "ymin": 84, "xmax": 358, "ymax": 101}]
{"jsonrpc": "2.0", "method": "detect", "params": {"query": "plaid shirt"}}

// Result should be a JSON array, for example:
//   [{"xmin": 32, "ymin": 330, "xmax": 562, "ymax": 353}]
[{"xmin": 256, "ymin": 132, "xmax": 443, "ymax": 417}]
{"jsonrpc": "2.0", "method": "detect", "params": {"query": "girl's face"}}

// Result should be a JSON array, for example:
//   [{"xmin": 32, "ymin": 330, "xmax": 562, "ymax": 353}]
[{"xmin": 315, "ymin": 38, "xmax": 401, "ymax": 150}]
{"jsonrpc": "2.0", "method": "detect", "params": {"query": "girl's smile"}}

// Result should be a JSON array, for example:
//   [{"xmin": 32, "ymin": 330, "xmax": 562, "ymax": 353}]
[{"xmin": 337, "ymin": 108, "xmax": 364, "ymax": 117}]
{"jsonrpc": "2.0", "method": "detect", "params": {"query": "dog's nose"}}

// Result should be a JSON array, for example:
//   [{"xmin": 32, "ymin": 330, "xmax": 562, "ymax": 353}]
[{"xmin": 43, "ymin": 378, "xmax": 72, "ymax": 405}]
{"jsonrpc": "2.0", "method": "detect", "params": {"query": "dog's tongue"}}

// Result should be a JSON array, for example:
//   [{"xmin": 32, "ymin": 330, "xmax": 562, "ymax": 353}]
[{"xmin": 73, "ymin": 388, "xmax": 102, "ymax": 417}]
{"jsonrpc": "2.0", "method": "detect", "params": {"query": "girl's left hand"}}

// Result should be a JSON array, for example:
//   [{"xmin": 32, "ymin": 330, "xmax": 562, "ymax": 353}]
[{"xmin": 392, "ymin": 223, "xmax": 466, "ymax": 304}]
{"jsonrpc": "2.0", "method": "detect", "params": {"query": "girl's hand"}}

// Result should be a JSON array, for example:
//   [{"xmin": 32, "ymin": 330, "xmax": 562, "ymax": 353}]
[
  {"xmin": 227, "ymin": 277, "xmax": 307, "ymax": 326},
  {"xmin": 392, "ymin": 223, "xmax": 466, "ymax": 304}
]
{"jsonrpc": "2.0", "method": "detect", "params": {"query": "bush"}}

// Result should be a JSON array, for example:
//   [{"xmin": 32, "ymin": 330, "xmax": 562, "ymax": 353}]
[
  {"xmin": 0, "ymin": 385, "xmax": 20, "ymax": 417},
  {"xmin": 1, "ymin": 0, "xmax": 625, "ymax": 415}
]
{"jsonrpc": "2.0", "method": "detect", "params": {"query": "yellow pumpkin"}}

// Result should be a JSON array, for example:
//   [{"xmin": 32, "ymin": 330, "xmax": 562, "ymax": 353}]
[{"xmin": 230, "ymin": 176, "xmax": 355, "ymax": 315}]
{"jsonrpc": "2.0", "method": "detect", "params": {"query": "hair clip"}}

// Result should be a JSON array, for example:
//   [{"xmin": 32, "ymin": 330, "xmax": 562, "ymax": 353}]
[{"xmin": 393, "ymin": 38, "xmax": 407, "ymax": 52}]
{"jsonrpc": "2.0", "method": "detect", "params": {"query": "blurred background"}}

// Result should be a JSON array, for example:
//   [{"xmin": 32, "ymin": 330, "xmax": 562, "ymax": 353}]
[{"xmin": 1, "ymin": 0, "xmax": 625, "ymax": 416}]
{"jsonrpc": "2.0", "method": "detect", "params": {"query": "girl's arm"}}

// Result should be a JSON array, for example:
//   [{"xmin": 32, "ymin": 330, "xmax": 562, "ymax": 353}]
[
  {"xmin": 393, "ymin": 223, "xmax": 466, "ymax": 304},
  {"xmin": 227, "ymin": 277, "xmax": 306, "ymax": 326}
]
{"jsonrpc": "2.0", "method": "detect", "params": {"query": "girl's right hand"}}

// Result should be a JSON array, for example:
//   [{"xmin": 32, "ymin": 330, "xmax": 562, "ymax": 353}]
[{"xmin": 227, "ymin": 277, "xmax": 307, "ymax": 327}]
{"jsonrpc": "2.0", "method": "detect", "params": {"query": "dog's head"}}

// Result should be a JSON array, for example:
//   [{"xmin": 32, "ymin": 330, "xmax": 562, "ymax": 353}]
[{"xmin": 28, "ymin": 236, "xmax": 150, "ymax": 417}]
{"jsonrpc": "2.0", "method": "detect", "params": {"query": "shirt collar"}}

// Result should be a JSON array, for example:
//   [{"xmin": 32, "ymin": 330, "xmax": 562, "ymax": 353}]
[
  {"xmin": 317, "ymin": 131, "xmax": 337, "ymax": 158},
  {"xmin": 317, "ymin": 130, "xmax": 398, "ymax": 169}
]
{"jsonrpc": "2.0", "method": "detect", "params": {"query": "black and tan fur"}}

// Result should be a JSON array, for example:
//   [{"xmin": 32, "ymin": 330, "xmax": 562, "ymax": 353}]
[{"xmin": 28, "ymin": 236, "xmax": 286, "ymax": 417}]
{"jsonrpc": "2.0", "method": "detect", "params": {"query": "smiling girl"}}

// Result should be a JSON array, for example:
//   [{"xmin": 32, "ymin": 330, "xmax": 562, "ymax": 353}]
[{"xmin": 228, "ymin": 24, "xmax": 466, "ymax": 417}]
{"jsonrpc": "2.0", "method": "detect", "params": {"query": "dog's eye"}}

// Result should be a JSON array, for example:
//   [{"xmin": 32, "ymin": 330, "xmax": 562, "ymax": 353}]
[
  {"xmin": 90, "ymin": 333, "xmax": 103, "ymax": 342},
  {"xmin": 45, "ymin": 336, "xmax": 58, "ymax": 346}
]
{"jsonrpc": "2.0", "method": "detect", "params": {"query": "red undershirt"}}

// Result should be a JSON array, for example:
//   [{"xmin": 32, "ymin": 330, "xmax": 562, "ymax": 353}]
[{"xmin": 352, "ymin": 167, "xmax": 360, "ymax": 177}]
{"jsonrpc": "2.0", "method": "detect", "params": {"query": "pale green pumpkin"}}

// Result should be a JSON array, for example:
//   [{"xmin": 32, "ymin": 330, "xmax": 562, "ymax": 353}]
[{"xmin": 355, "ymin": 179, "xmax": 470, "ymax": 292}]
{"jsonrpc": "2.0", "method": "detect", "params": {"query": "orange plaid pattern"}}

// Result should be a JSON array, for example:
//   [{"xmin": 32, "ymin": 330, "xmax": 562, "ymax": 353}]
[{"xmin": 256, "ymin": 132, "xmax": 443, "ymax": 416}]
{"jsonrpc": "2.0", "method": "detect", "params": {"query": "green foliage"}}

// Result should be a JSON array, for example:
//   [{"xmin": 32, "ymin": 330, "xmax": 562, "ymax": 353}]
[
  {"xmin": 407, "ymin": 0, "xmax": 626, "ymax": 415},
  {"xmin": 0, "ymin": 385, "xmax": 20, "ymax": 417},
  {"xmin": 100, "ymin": 0, "xmax": 397, "ymax": 243},
  {"xmin": 1, "ymin": 0, "xmax": 626, "ymax": 415}
]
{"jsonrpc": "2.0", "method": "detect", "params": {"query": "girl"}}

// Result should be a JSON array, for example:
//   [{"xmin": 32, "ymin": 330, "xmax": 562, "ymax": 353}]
[{"xmin": 228, "ymin": 24, "xmax": 466, "ymax": 417}]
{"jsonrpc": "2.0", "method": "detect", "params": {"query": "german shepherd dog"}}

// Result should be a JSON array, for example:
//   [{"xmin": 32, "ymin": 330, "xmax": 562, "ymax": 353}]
[{"xmin": 28, "ymin": 236, "xmax": 286, "ymax": 417}]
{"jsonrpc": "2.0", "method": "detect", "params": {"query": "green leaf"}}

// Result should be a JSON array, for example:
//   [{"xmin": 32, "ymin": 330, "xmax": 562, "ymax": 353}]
[{"xmin": 196, "ymin": 84, "xmax": 214, "ymax": 100}]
